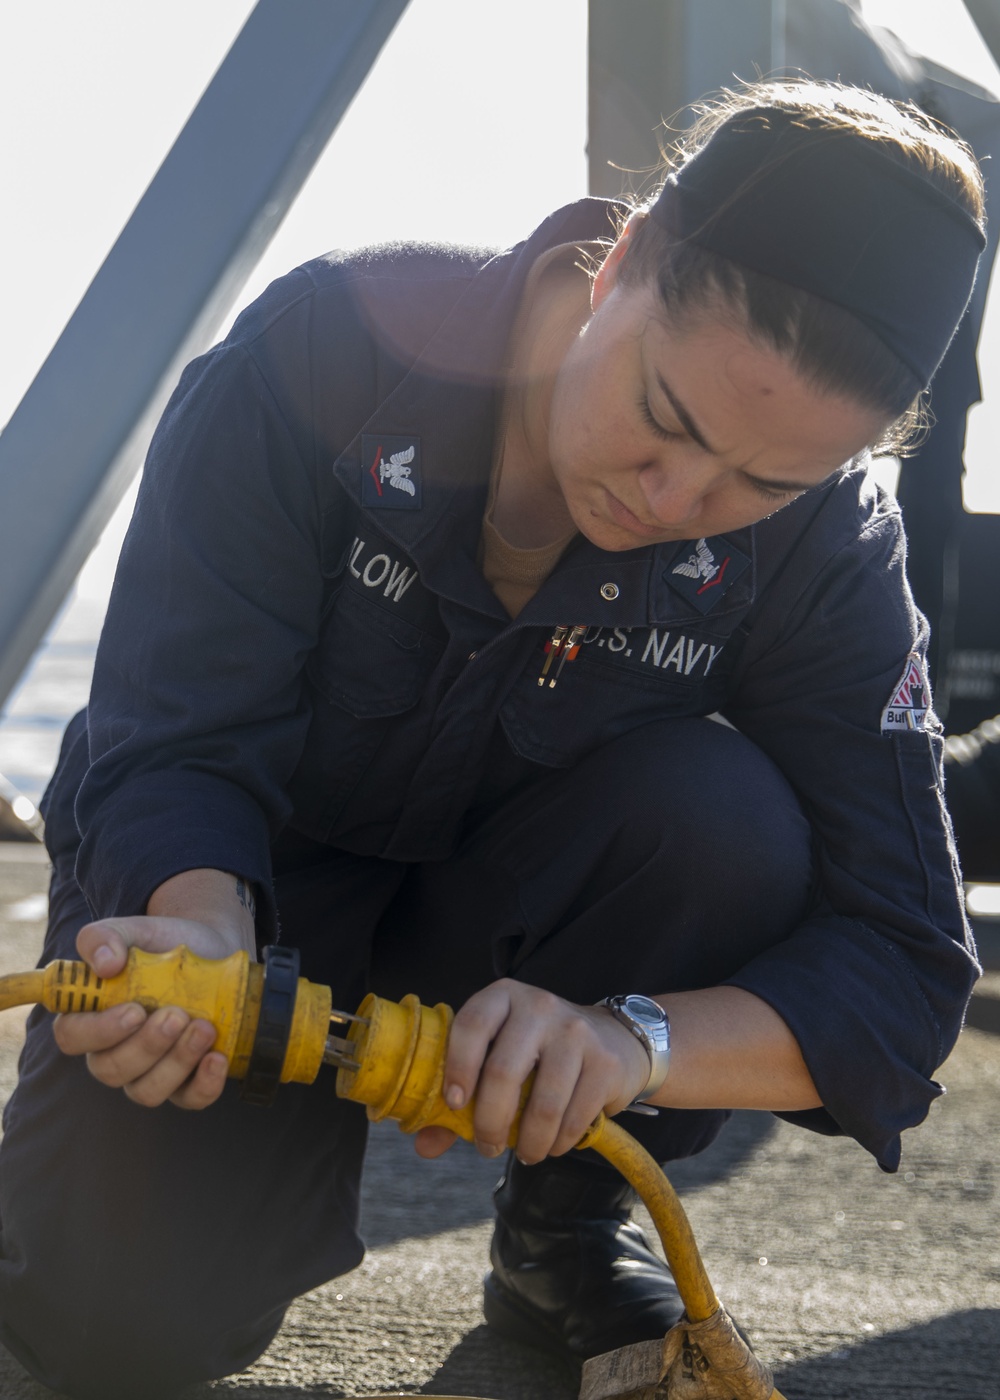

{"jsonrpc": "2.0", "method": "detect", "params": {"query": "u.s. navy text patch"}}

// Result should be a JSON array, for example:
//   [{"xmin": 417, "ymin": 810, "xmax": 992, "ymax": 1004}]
[
  {"xmin": 881, "ymin": 652, "xmax": 932, "ymax": 733},
  {"xmin": 361, "ymin": 435, "xmax": 422, "ymax": 509}
]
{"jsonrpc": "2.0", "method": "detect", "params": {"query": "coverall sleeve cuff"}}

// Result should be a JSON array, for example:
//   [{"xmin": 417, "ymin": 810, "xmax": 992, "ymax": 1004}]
[
  {"xmin": 75, "ymin": 770, "xmax": 277, "ymax": 942},
  {"xmin": 722, "ymin": 917, "xmax": 954, "ymax": 1172}
]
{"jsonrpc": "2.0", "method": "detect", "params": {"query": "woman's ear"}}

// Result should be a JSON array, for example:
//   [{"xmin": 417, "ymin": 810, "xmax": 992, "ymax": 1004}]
[{"xmin": 592, "ymin": 213, "xmax": 646, "ymax": 309}]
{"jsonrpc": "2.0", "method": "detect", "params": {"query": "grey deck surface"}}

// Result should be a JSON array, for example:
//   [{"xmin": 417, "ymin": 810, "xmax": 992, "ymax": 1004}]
[{"xmin": 0, "ymin": 843, "xmax": 997, "ymax": 1399}]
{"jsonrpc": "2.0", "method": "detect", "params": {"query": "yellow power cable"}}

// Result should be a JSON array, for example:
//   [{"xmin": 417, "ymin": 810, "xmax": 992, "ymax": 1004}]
[
  {"xmin": 338, "ymin": 992, "xmax": 787, "ymax": 1399},
  {"xmin": 0, "ymin": 958, "xmax": 787, "ymax": 1397}
]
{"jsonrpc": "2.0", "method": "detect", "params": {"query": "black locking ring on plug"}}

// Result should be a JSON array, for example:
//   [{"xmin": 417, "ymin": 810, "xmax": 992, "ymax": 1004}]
[{"xmin": 240, "ymin": 944, "xmax": 300, "ymax": 1107}]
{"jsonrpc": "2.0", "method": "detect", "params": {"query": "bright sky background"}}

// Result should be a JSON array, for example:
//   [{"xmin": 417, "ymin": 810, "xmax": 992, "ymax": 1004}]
[
  {"xmin": 0, "ymin": 0, "xmax": 590, "ymax": 603},
  {"xmin": 0, "ymin": 0, "xmax": 997, "ymax": 610}
]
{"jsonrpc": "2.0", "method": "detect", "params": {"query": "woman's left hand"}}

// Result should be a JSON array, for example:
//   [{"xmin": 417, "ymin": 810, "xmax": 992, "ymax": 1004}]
[{"xmin": 413, "ymin": 978, "xmax": 651, "ymax": 1164}]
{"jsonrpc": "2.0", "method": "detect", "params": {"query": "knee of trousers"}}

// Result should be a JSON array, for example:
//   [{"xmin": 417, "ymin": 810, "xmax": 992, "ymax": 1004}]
[
  {"xmin": 0, "ymin": 1063, "xmax": 363, "ymax": 1400},
  {"xmin": 425, "ymin": 717, "xmax": 816, "ymax": 1000},
  {"xmin": 577, "ymin": 718, "xmax": 812, "ymax": 884},
  {"xmin": 549, "ymin": 718, "xmax": 815, "ymax": 981},
  {"xmin": 0, "ymin": 1020, "xmax": 366, "ymax": 1400},
  {"xmin": 0, "ymin": 1290, "xmax": 282, "ymax": 1400}
]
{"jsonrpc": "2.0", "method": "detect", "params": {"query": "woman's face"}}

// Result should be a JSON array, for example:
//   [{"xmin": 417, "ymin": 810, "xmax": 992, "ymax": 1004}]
[{"xmin": 545, "ymin": 251, "xmax": 889, "ymax": 552}]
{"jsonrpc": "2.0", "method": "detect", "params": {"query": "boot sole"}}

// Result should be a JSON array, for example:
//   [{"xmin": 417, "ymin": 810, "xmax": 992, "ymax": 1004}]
[{"xmin": 482, "ymin": 1273, "xmax": 583, "ymax": 1374}]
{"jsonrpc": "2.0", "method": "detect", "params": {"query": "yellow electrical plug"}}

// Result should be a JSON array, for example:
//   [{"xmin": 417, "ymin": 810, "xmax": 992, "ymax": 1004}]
[
  {"xmin": 331, "ymin": 992, "xmax": 717, "ymax": 1307},
  {"xmin": 332, "ymin": 991, "xmax": 533, "ymax": 1141},
  {"xmin": 0, "ymin": 946, "xmax": 331, "ymax": 1085}
]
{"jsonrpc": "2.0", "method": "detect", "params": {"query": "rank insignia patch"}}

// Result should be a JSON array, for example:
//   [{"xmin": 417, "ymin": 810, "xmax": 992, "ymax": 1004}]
[
  {"xmin": 881, "ymin": 652, "xmax": 932, "ymax": 733},
  {"xmin": 665, "ymin": 536, "xmax": 751, "ymax": 614},
  {"xmin": 361, "ymin": 435, "xmax": 422, "ymax": 509}
]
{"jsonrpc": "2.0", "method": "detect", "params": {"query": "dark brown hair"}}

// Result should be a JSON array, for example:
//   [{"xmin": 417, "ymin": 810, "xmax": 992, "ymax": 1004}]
[{"xmin": 617, "ymin": 80, "xmax": 986, "ymax": 455}]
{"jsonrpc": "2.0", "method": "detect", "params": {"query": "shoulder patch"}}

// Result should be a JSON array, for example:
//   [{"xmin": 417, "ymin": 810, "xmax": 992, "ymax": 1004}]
[
  {"xmin": 361, "ymin": 434, "xmax": 422, "ymax": 509},
  {"xmin": 881, "ymin": 652, "xmax": 932, "ymax": 734}
]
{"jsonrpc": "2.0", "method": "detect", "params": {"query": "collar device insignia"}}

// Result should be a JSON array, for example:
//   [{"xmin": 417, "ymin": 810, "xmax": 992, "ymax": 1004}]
[
  {"xmin": 666, "ymin": 537, "xmax": 750, "ymax": 614},
  {"xmin": 362, "ymin": 435, "xmax": 422, "ymax": 510}
]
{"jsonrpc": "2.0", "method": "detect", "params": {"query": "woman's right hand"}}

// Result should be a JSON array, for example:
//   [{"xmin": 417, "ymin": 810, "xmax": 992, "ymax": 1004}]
[{"xmin": 52, "ymin": 915, "xmax": 238, "ymax": 1110}]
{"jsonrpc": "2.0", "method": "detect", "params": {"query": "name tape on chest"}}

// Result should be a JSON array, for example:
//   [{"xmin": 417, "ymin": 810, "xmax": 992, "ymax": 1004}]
[
  {"xmin": 343, "ymin": 534, "xmax": 446, "ymax": 638},
  {"xmin": 579, "ymin": 625, "xmax": 725, "ymax": 682},
  {"xmin": 881, "ymin": 652, "xmax": 932, "ymax": 734},
  {"xmin": 347, "ymin": 536, "xmax": 419, "ymax": 602},
  {"xmin": 361, "ymin": 434, "xmax": 422, "ymax": 510}
]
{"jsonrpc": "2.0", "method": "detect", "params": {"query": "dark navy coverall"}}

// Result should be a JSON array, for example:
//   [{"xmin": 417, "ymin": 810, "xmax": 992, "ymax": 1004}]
[{"xmin": 0, "ymin": 199, "xmax": 980, "ymax": 1397}]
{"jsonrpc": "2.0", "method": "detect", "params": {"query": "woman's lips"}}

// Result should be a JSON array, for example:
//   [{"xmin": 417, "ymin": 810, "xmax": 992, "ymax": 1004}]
[{"xmin": 603, "ymin": 488, "xmax": 665, "ymax": 538}]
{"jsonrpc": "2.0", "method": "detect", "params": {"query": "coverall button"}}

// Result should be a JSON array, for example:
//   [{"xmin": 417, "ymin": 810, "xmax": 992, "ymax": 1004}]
[
  {"xmin": 600, "ymin": 582, "xmax": 620, "ymax": 601},
  {"xmin": 468, "ymin": 652, "xmax": 477, "ymax": 660}
]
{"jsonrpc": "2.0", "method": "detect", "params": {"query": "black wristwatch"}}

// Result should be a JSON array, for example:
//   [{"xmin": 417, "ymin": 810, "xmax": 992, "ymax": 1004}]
[{"xmin": 602, "ymin": 994, "xmax": 671, "ymax": 1102}]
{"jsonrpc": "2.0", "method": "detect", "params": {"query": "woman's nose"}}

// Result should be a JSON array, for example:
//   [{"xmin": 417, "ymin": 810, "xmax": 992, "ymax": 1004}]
[{"xmin": 637, "ymin": 460, "xmax": 710, "ymax": 529}]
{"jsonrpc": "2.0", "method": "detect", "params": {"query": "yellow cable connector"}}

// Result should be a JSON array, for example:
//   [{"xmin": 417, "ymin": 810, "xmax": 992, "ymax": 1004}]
[
  {"xmin": 334, "ymin": 994, "xmax": 714, "ymax": 1306},
  {"xmin": 334, "ymin": 992, "xmax": 533, "ymax": 1139},
  {"xmin": 0, "ymin": 946, "xmax": 330, "ymax": 1085}
]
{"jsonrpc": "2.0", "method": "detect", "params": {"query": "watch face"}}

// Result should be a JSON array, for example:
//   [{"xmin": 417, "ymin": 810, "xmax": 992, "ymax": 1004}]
[{"xmin": 623, "ymin": 995, "xmax": 664, "ymax": 1025}]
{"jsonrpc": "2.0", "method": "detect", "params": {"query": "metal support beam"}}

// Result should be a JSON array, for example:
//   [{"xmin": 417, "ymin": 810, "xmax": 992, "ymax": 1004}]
[
  {"xmin": 963, "ymin": 0, "xmax": 1000, "ymax": 73},
  {"xmin": 0, "ymin": 0, "xmax": 409, "ymax": 710},
  {"xmin": 588, "ymin": 0, "xmax": 783, "ymax": 198}
]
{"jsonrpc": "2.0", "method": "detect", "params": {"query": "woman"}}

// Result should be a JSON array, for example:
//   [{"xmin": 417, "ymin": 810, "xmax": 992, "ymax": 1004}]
[{"xmin": 0, "ymin": 80, "xmax": 984, "ymax": 1397}]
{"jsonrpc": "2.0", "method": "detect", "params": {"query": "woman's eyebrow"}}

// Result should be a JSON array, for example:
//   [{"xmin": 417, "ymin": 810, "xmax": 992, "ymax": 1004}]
[
  {"xmin": 655, "ymin": 371, "xmax": 718, "ymax": 454},
  {"xmin": 654, "ymin": 369, "xmax": 848, "ymax": 494}
]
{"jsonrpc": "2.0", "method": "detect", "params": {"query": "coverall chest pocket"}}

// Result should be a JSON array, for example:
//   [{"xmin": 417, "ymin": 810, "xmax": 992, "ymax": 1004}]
[
  {"xmin": 501, "ymin": 624, "xmax": 735, "ymax": 766},
  {"xmin": 307, "ymin": 585, "xmax": 445, "ymax": 717}
]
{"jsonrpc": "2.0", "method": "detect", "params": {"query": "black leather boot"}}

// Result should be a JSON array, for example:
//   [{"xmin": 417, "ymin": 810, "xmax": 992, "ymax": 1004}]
[{"xmin": 483, "ymin": 1154, "xmax": 685, "ymax": 1366}]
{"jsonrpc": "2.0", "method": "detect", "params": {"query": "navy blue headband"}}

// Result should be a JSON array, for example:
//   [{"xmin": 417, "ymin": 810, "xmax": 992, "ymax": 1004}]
[{"xmin": 649, "ymin": 110, "xmax": 986, "ymax": 387}]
